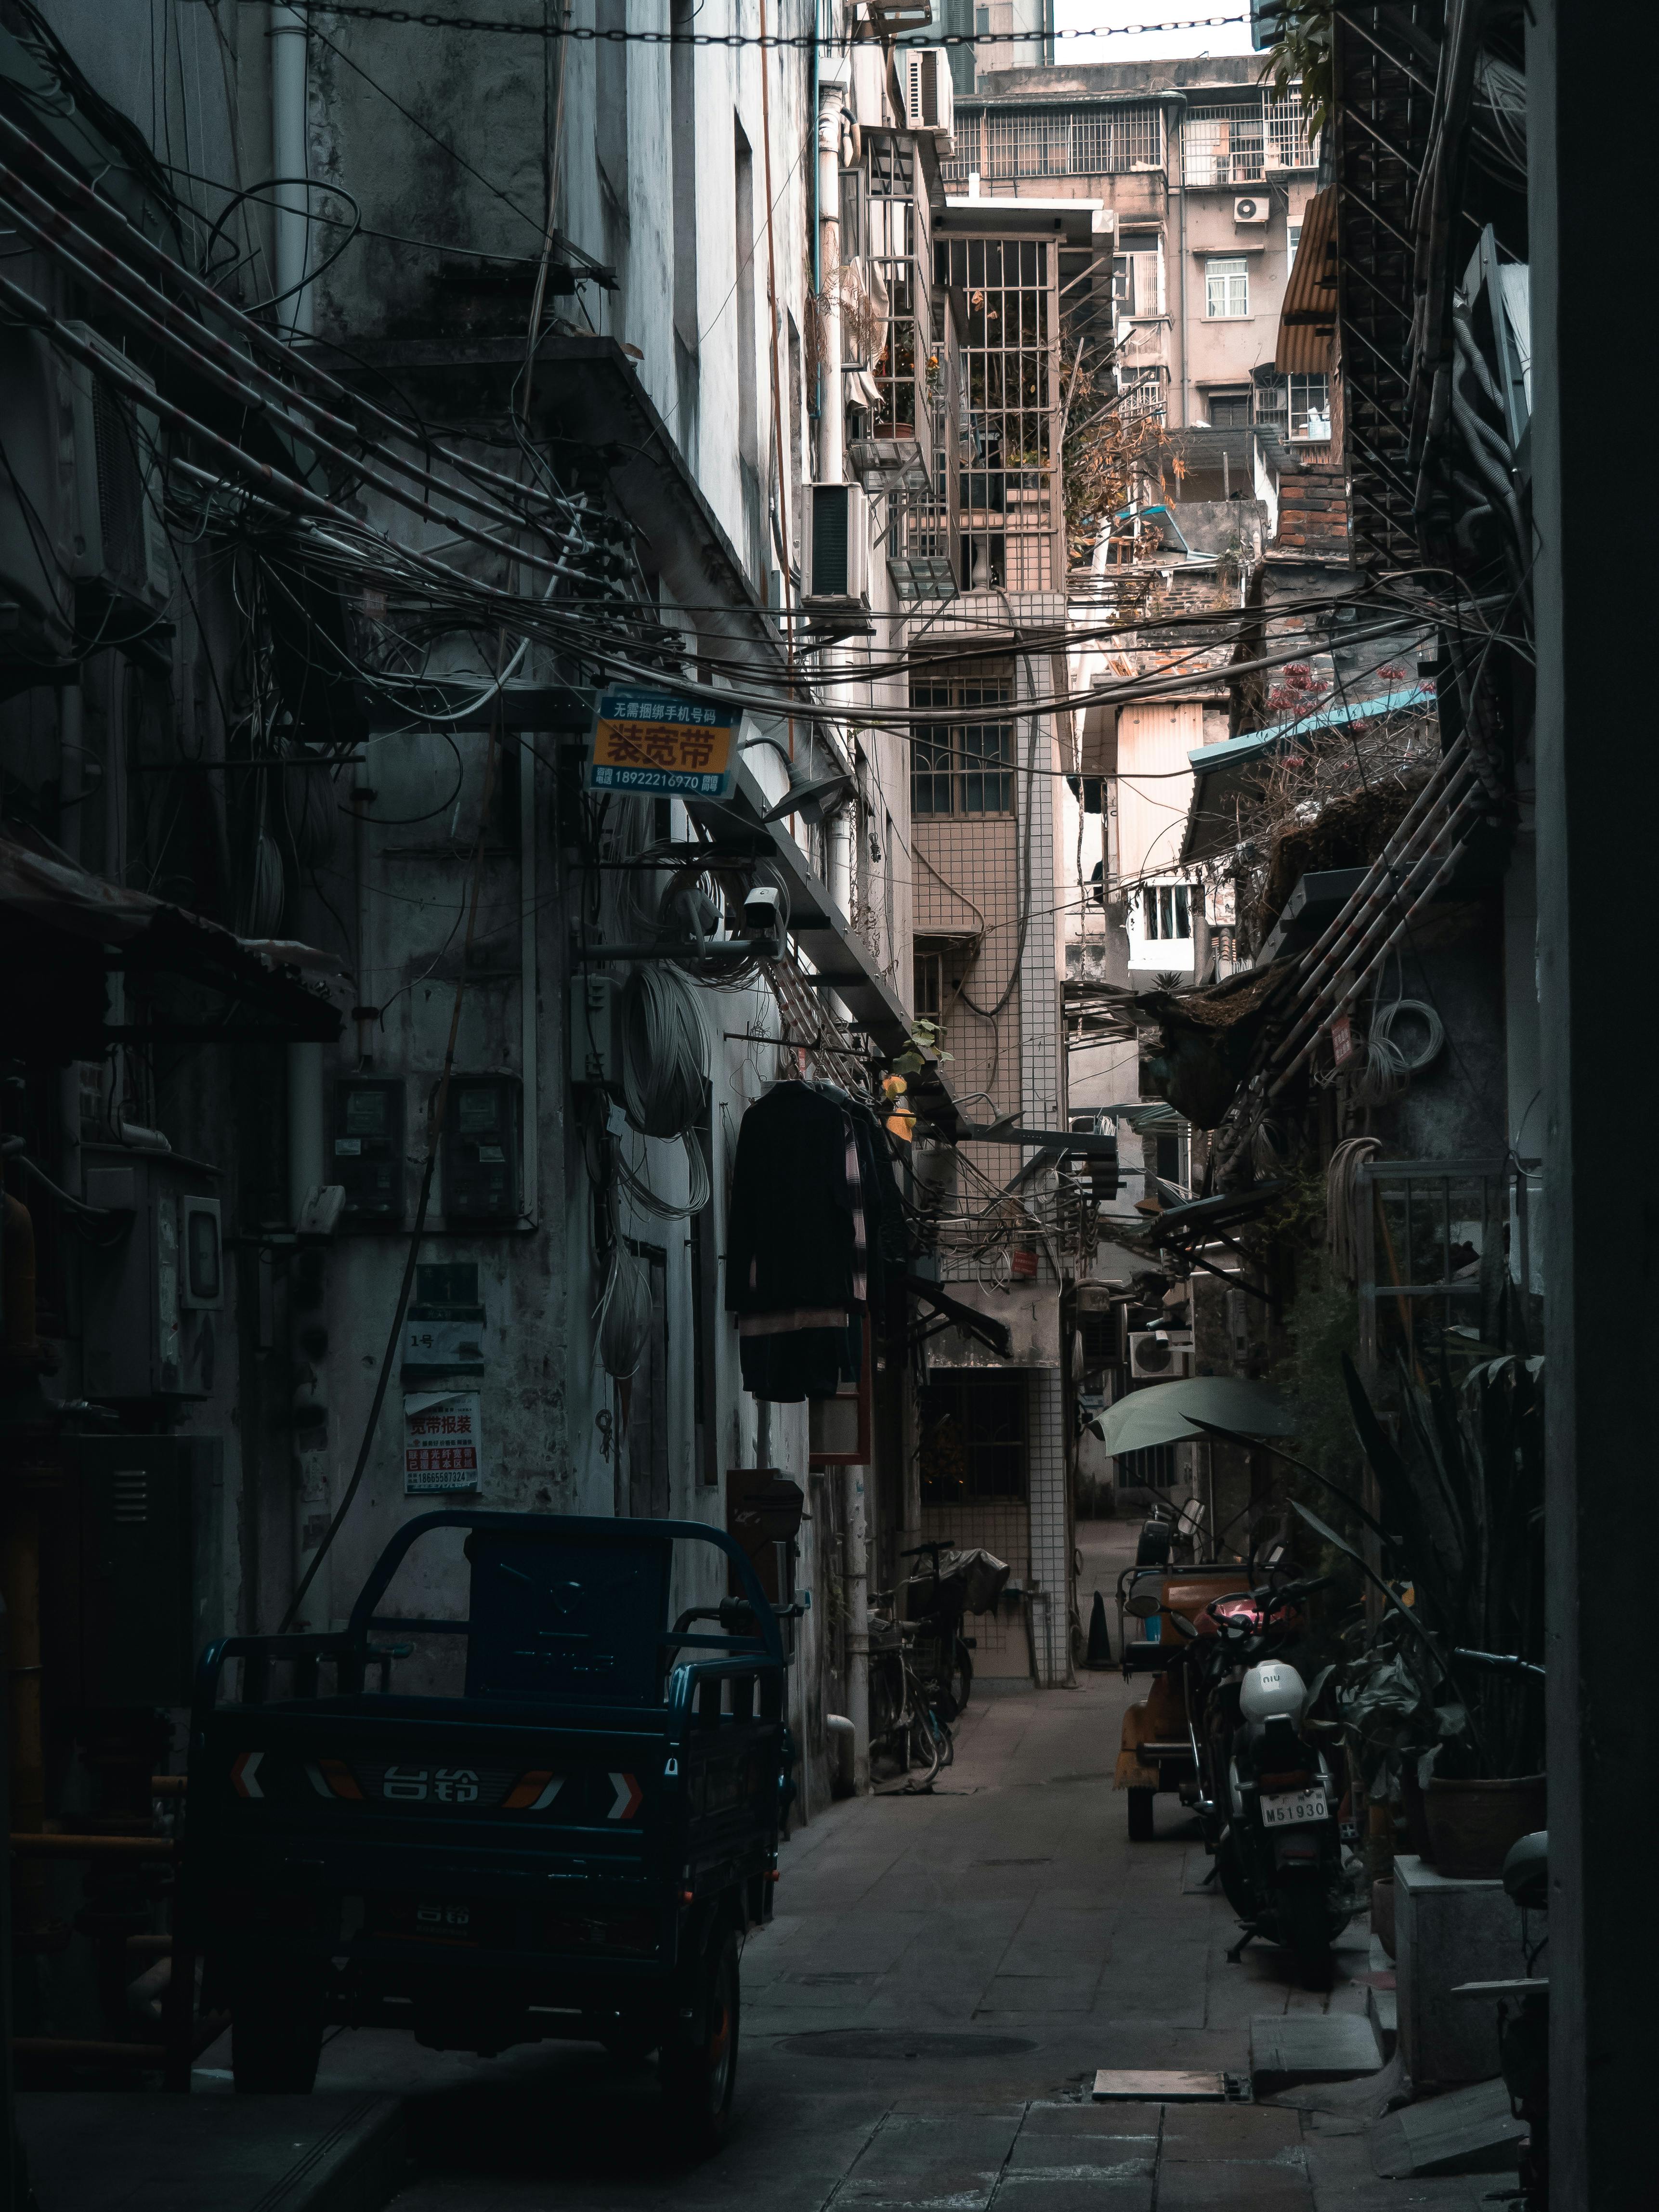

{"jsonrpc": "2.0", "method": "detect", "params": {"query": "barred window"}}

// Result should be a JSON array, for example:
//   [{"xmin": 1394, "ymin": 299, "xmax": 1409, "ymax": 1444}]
[
  {"xmin": 1185, "ymin": 104, "xmax": 1267, "ymax": 186},
  {"xmin": 940, "ymin": 103, "xmax": 1163, "ymax": 184},
  {"xmin": 911, "ymin": 658, "xmax": 1015, "ymax": 816}
]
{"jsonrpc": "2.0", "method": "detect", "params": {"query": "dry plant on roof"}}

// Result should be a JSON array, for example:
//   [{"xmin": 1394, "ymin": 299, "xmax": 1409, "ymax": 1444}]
[
  {"xmin": 1059, "ymin": 339, "xmax": 1174, "ymax": 569},
  {"xmin": 1226, "ymin": 690, "xmax": 1440, "ymax": 950}
]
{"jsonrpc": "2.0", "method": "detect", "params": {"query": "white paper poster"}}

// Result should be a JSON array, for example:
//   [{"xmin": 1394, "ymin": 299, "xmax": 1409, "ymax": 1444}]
[{"xmin": 403, "ymin": 1390, "xmax": 483, "ymax": 1494}]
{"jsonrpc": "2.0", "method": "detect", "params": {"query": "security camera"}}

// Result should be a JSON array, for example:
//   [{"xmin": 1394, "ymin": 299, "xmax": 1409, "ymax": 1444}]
[{"xmin": 741, "ymin": 884, "xmax": 786, "ymax": 957}]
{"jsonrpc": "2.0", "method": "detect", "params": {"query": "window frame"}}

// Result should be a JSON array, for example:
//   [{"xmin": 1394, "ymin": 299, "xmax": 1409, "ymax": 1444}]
[
  {"xmin": 1287, "ymin": 370, "xmax": 1332, "ymax": 442},
  {"xmin": 1204, "ymin": 255, "xmax": 1250, "ymax": 320},
  {"xmin": 911, "ymin": 658, "xmax": 1017, "ymax": 817}
]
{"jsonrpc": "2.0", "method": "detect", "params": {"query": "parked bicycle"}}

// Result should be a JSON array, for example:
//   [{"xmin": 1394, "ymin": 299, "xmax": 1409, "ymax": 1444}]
[
  {"xmin": 866, "ymin": 1605, "xmax": 953, "ymax": 1787},
  {"xmin": 868, "ymin": 1543, "xmax": 1009, "ymax": 1787}
]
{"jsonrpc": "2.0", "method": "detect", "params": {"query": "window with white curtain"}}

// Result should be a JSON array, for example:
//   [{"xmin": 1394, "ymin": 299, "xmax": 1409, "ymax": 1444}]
[{"xmin": 1205, "ymin": 256, "xmax": 1249, "ymax": 318}]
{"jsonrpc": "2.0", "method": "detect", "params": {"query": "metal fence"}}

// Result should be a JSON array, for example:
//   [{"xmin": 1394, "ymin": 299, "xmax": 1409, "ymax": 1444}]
[{"xmin": 942, "ymin": 105, "xmax": 1164, "ymax": 184}]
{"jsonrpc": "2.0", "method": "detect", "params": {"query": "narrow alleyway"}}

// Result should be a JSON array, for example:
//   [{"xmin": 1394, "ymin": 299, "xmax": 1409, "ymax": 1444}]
[{"xmin": 198, "ymin": 1562, "xmax": 1498, "ymax": 2212}]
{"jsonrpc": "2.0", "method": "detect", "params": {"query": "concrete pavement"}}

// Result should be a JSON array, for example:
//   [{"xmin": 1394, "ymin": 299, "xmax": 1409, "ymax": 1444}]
[{"xmin": 238, "ymin": 1623, "xmax": 1503, "ymax": 2211}]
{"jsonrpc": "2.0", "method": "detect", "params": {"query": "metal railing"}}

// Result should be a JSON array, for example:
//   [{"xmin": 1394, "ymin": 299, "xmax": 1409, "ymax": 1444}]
[
  {"xmin": 1183, "ymin": 91, "xmax": 1314, "ymax": 186},
  {"xmin": 942, "ymin": 105, "xmax": 1164, "ymax": 184}
]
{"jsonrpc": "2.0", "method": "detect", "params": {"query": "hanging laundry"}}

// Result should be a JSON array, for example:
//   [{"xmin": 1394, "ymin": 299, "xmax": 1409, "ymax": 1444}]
[{"xmin": 726, "ymin": 1081, "xmax": 880, "ymax": 1403}]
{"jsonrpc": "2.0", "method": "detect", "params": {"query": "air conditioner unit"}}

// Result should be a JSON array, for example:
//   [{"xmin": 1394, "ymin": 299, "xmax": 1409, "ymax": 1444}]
[
  {"xmin": 904, "ymin": 47, "xmax": 955, "ymax": 151},
  {"xmin": 1233, "ymin": 195, "xmax": 1269, "ymax": 224},
  {"xmin": 805, "ymin": 482, "xmax": 870, "ymax": 604},
  {"xmin": 62, "ymin": 321, "xmax": 170, "ymax": 616},
  {"xmin": 1128, "ymin": 1330, "xmax": 1195, "ymax": 1381}
]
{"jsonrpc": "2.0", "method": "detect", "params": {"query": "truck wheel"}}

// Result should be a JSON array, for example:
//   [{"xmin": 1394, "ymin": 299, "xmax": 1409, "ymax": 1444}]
[
  {"xmin": 231, "ymin": 1963, "xmax": 325, "ymax": 2093},
  {"xmin": 661, "ymin": 1928, "xmax": 739, "ymax": 2154},
  {"xmin": 1126, "ymin": 1786, "xmax": 1155, "ymax": 1841}
]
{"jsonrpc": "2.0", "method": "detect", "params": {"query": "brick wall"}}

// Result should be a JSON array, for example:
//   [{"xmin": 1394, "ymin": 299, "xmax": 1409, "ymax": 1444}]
[{"xmin": 1275, "ymin": 461, "xmax": 1350, "ymax": 555}]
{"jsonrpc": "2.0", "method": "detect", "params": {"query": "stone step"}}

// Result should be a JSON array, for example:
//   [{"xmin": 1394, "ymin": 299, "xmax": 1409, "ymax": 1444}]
[
  {"xmin": 1370, "ymin": 2076, "xmax": 1526, "ymax": 2179},
  {"xmin": 1250, "ymin": 2011, "xmax": 1385, "ymax": 2095}
]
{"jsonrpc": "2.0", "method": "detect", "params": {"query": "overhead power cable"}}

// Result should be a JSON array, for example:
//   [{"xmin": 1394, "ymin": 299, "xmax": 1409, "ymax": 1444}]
[
  {"xmin": 0, "ymin": 159, "xmax": 608, "ymax": 593},
  {"xmin": 0, "ymin": 113, "xmax": 588, "ymax": 530},
  {"xmin": 194, "ymin": 4, "xmax": 1248, "ymax": 49}
]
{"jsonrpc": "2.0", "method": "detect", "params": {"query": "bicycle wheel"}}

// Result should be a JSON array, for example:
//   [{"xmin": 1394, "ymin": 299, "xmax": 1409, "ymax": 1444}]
[
  {"xmin": 907, "ymin": 1708, "xmax": 944, "ymax": 1786},
  {"xmin": 931, "ymin": 1706, "xmax": 955, "ymax": 1769}
]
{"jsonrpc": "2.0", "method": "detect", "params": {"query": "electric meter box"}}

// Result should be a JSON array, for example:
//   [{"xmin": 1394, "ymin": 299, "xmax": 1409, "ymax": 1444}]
[
  {"xmin": 79, "ymin": 1149, "xmax": 223, "ymax": 1401},
  {"xmin": 332, "ymin": 1077, "xmax": 406, "ymax": 1227},
  {"xmin": 441, "ymin": 1076, "xmax": 522, "ymax": 1222}
]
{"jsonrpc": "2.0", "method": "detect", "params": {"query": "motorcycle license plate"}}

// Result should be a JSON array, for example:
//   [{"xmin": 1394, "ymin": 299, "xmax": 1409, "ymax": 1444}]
[{"xmin": 1259, "ymin": 1787, "xmax": 1328, "ymax": 1829}]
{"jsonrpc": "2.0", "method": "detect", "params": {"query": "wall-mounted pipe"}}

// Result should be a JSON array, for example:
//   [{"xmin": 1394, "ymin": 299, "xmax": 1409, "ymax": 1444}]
[{"xmin": 270, "ymin": 4, "xmax": 313, "ymax": 338}]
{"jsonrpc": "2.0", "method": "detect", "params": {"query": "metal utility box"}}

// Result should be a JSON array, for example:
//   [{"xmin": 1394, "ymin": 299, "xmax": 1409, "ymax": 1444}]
[
  {"xmin": 79, "ymin": 1149, "xmax": 223, "ymax": 1401},
  {"xmin": 24, "ymin": 1433, "xmax": 214, "ymax": 1714},
  {"xmin": 441, "ymin": 1076, "xmax": 522, "ymax": 1222},
  {"xmin": 332, "ymin": 1077, "xmax": 407, "ymax": 1227}
]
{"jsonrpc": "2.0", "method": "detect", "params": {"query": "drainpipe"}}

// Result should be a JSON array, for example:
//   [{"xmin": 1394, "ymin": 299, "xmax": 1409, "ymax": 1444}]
[
  {"xmin": 817, "ymin": 52, "xmax": 855, "ymax": 919},
  {"xmin": 842, "ymin": 1464, "xmax": 871, "ymax": 1790},
  {"xmin": 1163, "ymin": 95, "xmax": 1189, "ymax": 428},
  {"xmin": 817, "ymin": 54, "xmax": 847, "ymax": 484},
  {"xmin": 809, "ymin": 8, "xmax": 821, "ymax": 423},
  {"xmin": 271, "ymin": 5, "xmax": 313, "ymax": 339}
]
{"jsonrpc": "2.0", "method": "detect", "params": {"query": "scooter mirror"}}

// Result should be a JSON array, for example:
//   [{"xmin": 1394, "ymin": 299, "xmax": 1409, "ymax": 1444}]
[
  {"xmin": 1123, "ymin": 1589, "xmax": 1162, "ymax": 1619},
  {"xmin": 1166, "ymin": 1611, "xmax": 1199, "ymax": 1639}
]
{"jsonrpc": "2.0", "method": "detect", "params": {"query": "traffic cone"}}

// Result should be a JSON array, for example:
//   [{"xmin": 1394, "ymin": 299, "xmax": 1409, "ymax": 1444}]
[{"xmin": 1084, "ymin": 1590, "xmax": 1112, "ymax": 1670}]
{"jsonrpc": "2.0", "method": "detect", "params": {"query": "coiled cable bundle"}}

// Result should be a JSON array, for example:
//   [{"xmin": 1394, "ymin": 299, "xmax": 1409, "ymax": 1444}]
[
  {"xmin": 1373, "ymin": 995, "xmax": 1445, "ymax": 1074},
  {"xmin": 614, "ymin": 963, "xmax": 711, "ymax": 1219},
  {"xmin": 597, "ymin": 1236, "xmax": 653, "ymax": 1380},
  {"xmin": 1347, "ymin": 996, "xmax": 1446, "ymax": 1106}
]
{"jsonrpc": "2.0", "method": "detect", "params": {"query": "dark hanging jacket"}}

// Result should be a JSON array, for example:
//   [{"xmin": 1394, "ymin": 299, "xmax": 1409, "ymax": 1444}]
[{"xmin": 725, "ymin": 1082, "xmax": 857, "ymax": 1317}]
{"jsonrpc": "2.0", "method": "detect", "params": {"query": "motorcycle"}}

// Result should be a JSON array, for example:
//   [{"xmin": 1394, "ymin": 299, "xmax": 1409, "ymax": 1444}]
[{"xmin": 1126, "ymin": 1569, "xmax": 1352, "ymax": 1984}]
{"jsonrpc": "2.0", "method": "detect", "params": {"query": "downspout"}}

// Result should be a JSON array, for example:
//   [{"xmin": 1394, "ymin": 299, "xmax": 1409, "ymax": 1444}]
[
  {"xmin": 1164, "ymin": 94, "xmax": 1189, "ymax": 428},
  {"xmin": 275, "ymin": 0, "xmax": 320, "ymax": 1222},
  {"xmin": 270, "ymin": 6, "xmax": 313, "ymax": 340},
  {"xmin": 810, "ymin": 6, "xmax": 821, "ymax": 422},
  {"xmin": 817, "ymin": 48, "xmax": 855, "ymax": 918},
  {"xmin": 818, "ymin": 52, "xmax": 847, "ymax": 484},
  {"xmin": 274, "ymin": 1, "xmax": 326, "ymax": 1626}
]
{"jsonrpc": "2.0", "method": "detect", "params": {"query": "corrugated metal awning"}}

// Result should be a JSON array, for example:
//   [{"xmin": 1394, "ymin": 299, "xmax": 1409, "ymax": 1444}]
[{"xmin": 1275, "ymin": 184, "xmax": 1337, "ymax": 376}]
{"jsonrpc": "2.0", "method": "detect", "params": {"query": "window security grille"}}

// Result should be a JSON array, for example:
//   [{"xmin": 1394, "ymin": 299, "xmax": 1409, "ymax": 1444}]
[
  {"xmin": 941, "ymin": 104, "xmax": 1163, "ymax": 184},
  {"xmin": 1183, "ymin": 91, "xmax": 1314, "ymax": 186},
  {"xmin": 1142, "ymin": 884, "xmax": 1192, "ymax": 940},
  {"xmin": 935, "ymin": 234, "xmax": 1062, "ymax": 592},
  {"xmin": 1255, "ymin": 371, "xmax": 1331, "ymax": 440}
]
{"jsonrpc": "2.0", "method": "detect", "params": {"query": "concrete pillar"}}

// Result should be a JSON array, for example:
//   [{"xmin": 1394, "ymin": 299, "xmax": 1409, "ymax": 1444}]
[
  {"xmin": 1026, "ymin": 1369, "xmax": 1070, "ymax": 1685},
  {"xmin": 841, "ymin": 1464, "xmax": 870, "ymax": 1789},
  {"xmin": 1530, "ymin": 6, "xmax": 1659, "ymax": 2203}
]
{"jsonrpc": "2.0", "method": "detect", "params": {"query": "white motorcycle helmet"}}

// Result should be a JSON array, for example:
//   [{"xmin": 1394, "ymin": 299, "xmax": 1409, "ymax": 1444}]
[{"xmin": 1240, "ymin": 1658, "xmax": 1308, "ymax": 1728}]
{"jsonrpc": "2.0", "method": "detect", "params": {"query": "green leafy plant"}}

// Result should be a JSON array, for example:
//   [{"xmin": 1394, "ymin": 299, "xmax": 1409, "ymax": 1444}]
[
  {"xmin": 891, "ymin": 1017, "xmax": 952, "ymax": 1076},
  {"xmin": 1341, "ymin": 1351, "xmax": 1545, "ymax": 1781},
  {"xmin": 1259, "ymin": 1, "xmax": 1333, "ymax": 144}
]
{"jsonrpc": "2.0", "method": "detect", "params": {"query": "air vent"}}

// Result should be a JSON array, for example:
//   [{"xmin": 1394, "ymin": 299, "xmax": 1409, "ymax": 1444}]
[
  {"xmin": 904, "ymin": 48, "xmax": 955, "ymax": 150},
  {"xmin": 805, "ymin": 483, "xmax": 869, "ymax": 603},
  {"xmin": 112, "ymin": 1469, "xmax": 149, "ymax": 1524}
]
